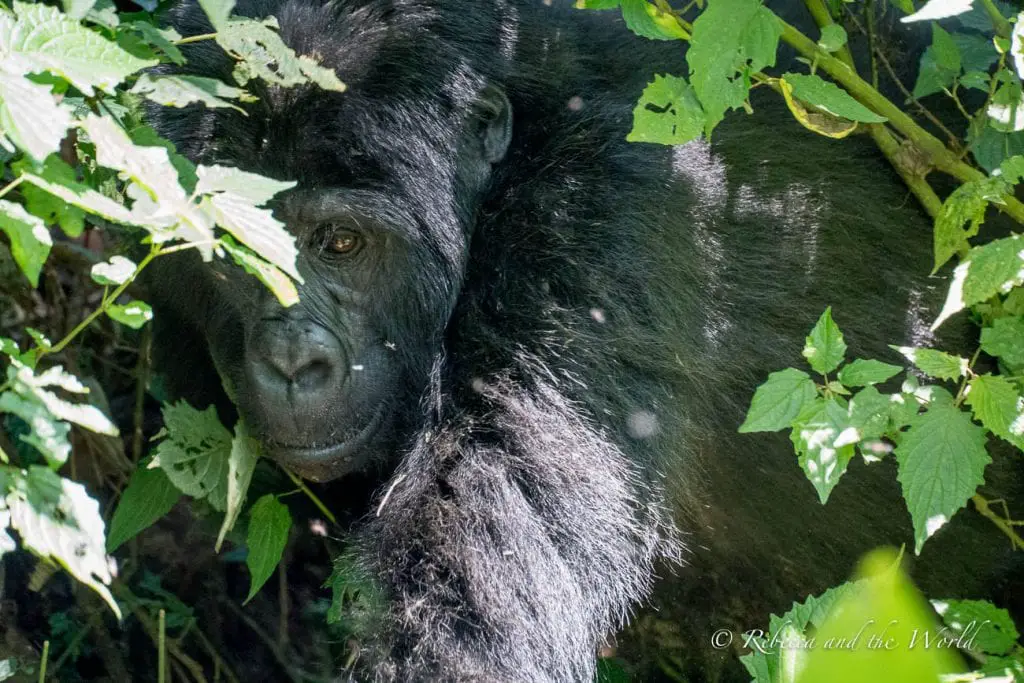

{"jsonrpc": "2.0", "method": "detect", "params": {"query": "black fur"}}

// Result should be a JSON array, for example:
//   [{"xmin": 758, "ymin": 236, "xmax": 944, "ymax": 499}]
[{"xmin": 145, "ymin": 2, "xmax": 1024, "ymax": 681}]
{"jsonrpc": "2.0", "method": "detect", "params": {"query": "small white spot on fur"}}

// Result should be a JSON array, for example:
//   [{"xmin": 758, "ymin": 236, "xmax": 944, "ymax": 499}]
[
  {"xmin": 627, "ymin": 411, "xmax": 659, "ymax": 439},
  {"xmin": 590, "ymin": 308, "xmax": 606, "ymax": 324}
]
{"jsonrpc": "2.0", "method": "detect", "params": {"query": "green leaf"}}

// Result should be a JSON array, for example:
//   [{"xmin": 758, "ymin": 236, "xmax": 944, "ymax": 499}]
[
  {"xmin": 245, "ymin": 494, "xmax": 291, "ymax": 603},
  {"xmin": 106, "ymin": 300, "xmax": 152, "ymax": 329},
  {"xmin": 221, "ymin": 235, "xmax": 299, "ymax": 307},
  {"xmin": 19, "ymin": 170, "xmax": 135, "ymax": 225},
  {"xmin": 620, "ymin": 0, "xmax": 687, "ymax": 41},
  {"xmin": 848, "ymin": 385, "xmax": 892, "ymax": 444},
  {"xmin": 216, "ymin": 17, "xmax": 346, "ymax": 92},
  {"xmin": 932, "ymin": 599, "xmax": 1020, "ymax": 656},
  {"xmin": 791, "ymin": 398, "xmax": 856, "ymax": 503},
  {"xmin": 122, "ymin": 21, "xmax": 185, "ymax": 65},
  {"xmin": 959, "ymin": 69, "xmax": 990, "ymax": 91},
  {"xmin": 11, "ymin": 156, "xmax": 85, "ymax": 237},
  {"xmin": 627, "ymin": 74, "xmax": 704, "ymax": 145},
  {"xmin": 739, "ymin": 367, "xmax": 817, "ymax": 433},
  {"xmin": 106, "ymin": 464, "xmax": 180, "ymax": 552},
  {"xmin": 781, "ymin": 73, "xmax": 888, "ymax": 123},
  {"xmin": 795, "ymin": 550, "xmax": 962, "ymax": 683},
  {"xmin": 0, "ymin": 199, "xmax": 52, "ymax": 287},
  {"xmin": 932, "ymin": 174, "xmax": 1007, "ymax": 272},
  {"xmin": 130, "ymin": 74, "xmax": 254, "ymax": 113},
  {"xmin": 893, "ymin": 346, "xmax": 968, "ymax": 380},
  {"xmin": 62, "ymin": 0, "xmax": 97, "ymax": 20},
  {"xmin": 6, "ymin": 466, "xmax": 120, "ymax": 617},
  {"xmin": 91, "ymin": 255, "xmax": 136, "ymax": 286},
  {"xmin": 151, "ymin": 401, "xmax": 232, "ymax": 511},
  {"xmin": 953, "ymin": 32, "xmax": 997, "ymax": 73},
  {"xmin": 198, "ymin": 0, "xmax": 235, "ymax": 30},
  {"xmin": 687, "ymin": 0, "xmax": 781, "ymax": 136},
  {"xmin": 802, "ymin": 307, "xmax": 847, "ymax": 374},
  {"xmin": 912, "ymin": 23, "xmax": 961, "ymax": 99},
  {"xmin": 215, "ymin": 419, "xmax": 260, "ymax": 552},
  {"xmin": 195, "ymin": 165, "xmax": 300, "ymax": 280},
  {"xmin": 933, "ymin": 235, "xmax": 1024, "ymax": 328},
  {"xmin": 980, "ymin": 315, "xmax": 1024, "ymax": 368},
  {"xmin": 16, "ymin": 363, "xmax": 115, "ymax": 434},
  {"xmin": 895, "ymin": 403, "xmax": 990, "ymax": 554},
  {"xmin": 837, "ymin": 359, "xmax": 903, "ymax": 387},
  {"xmin": 0, "ymin": 391, "xmax": 71, "ymax": 467},
  {"xmin": 0, "ymin": 71, "xmax": 74, "ymax": 161},
  {"xmin": 2, "ymin": 2, "xmax": 156, "ymax": 96},
  {"xmin": 965, "ymin": 373, "xmax": 1024, "ymax": 450},
  {"xmin": 818, "ymin": 24, "xmax": 848, "ymax": 53}
]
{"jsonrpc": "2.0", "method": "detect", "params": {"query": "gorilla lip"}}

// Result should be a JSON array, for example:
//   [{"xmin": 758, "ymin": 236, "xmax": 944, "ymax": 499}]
[{"xmin": 263, "ymin": 401, "xmax": 387, "ymax": 466}]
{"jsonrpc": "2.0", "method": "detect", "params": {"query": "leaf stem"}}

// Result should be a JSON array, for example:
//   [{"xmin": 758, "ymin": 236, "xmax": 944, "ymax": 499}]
[
  {"xmin": 972, "ymin": 494, "xmax": 1024, "ymax": 549},
  {"xmin": 40, "ymin": 244, "xmax": 161, "ymax": 358},
  {"xmin": 978, "ymin": 0, "xmax": 1012, "ymax": 39},
  {"xmin": 0, "ymin": 175, "xmax": 24, "ymax": 201},
  {"xmin": 280, "ymin": 466, "xmax": 337, "ymax": 525},
  {"xmin": 174, "ymin": 32, "xmax": 218, "ymax": 46},
  {"xmin": 38, "ymin": 640, "xmax": 49, "ymax": 683}
]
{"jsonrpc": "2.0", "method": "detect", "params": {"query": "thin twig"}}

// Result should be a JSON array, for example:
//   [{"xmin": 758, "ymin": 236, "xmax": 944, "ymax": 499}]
[{"xmin": 973, "ymin": 495, "xmax": 1024, "ymax": 549}]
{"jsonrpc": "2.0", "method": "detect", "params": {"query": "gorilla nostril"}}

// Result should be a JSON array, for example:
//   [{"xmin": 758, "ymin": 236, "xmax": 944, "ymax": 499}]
[
  {"xmin": 260, "ymin": 345, "xmax": 337, "ymax": 392},
  {"xmin": 292, "ymin": 359, "xmax": 332, "ymax": 390}
]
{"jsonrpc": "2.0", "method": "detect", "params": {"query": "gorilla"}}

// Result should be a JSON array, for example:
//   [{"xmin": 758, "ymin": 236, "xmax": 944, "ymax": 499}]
[{"xmin": 144, "ymin": 0, "xmax": 1024, "ymax": 681}]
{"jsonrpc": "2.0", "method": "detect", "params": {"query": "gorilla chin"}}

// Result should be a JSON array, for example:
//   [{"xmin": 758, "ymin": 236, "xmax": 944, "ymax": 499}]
[{"xmin": 259, "ymin": 401, "xmax": 393, "ymax": 482}]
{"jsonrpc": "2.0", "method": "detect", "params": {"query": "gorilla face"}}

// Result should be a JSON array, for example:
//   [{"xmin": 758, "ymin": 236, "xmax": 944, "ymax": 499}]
[{"xmin": 151, "ymin": 35, "xmax": 515, "ymax": 480}]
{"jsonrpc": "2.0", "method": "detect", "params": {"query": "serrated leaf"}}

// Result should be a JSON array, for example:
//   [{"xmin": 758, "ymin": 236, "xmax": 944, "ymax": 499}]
[
  {"xmin": 195, "ymin": 165, "xmax": 300, "ymax": 280},
  {"xmin": 894, "ymin": 346, "xmax": 969, "ymax": 380},
  {"xmin": 837, "ymin": 358, "xmax": 903, "ymax": 387},
  {"xmin": 216, "ymin": 18, "xmax": 345, "ymax": 92},
  {"xmin": 11, "ymin": 156, "xmax": 85, "ymax": 237},
  {"xmin": 245, "ymin": 494, "xmax": 291, "ymax": 603},
  {"xmin": 106, "ymin": 300, "xmax": 152, "ymax": 329},
  {"xmin": 221, "ymin": 235, "xmax": 299, "ymax": 307},
  {"xmin": 933, "ymin": 235, "xmax": 1024, "ymax": 329},
  {"xmin": 106, "ymin": 464, "xmax": 180, "ymax": 552},
  {"xmin": 791, "ymin": 398, "xmax": 856, "ymax": 503},
  {"xmin": 688, "ymin": 0, "xmax": 781, "ymax": 136},
  {"xmin": 848, "ymin": 385, "xmax": 891, "ymax": 443},
  {"xmin": 0, "ymin": 391, "xmax": 71, "ymax": 467},
  {"xmin": 802, "ymin": 307, "xmax": 847, "ymax": 374},
  {"xmin": 2, "ymin": 1, "xmax": 156, "ymax": 95},
  {"xmin": 91, "ymin": 255, "xmax": 136, "ymax": 286},
  {"xmin": 965, "ymin": 373, "xmax": 1024, "ymax": 449},
  {"xmin": 19, "ymin": 170, "xmax": 135, "ymax": 224},
  {"xmin": 932, "ymin": 174, "xmax": 1008, "ymax": 272},
  {"xmin": 122, "ymin": 21, "xmax": 185, "ymax": 65},
  {"xmin": 0, "ymin": 199, "xmax": 51, "ymax": 287},
  {"xmin": 215, "ymin": 419, "xmax": 259, "ymax": 552},
  {"xmin": 980, "ymin": 315, "xmax": 1024, "ymax": 369},
  {"xmin": 131, "ymin": 74, "xmax": 252, "ymax": 113},
  {"xmin": 620, "ymin": 0, "xmax": 686, "ymax": 41},
  {"xmin": 151, "ymin": 401, "xmax": 232, "ymax": 511},
  {"xmin": 4, "ymin": 361, "xmax": 118, "ymax": 444},
  {"xmin": 6, "ymin": 466, "xmax": 120, "ymax": 617},
  {"xmin": 739, "ymin": 367, "xmax": 817, "ymax": 433},
  {"xmin": 895, "ymin": 403, "xmax": 990, "ymax": 553},
  {"xmin": 900, "ymin": 0, "xmax": 974, "ymax": 22},
  {"xmin": 818, "ymin": 24, "xmax": 847, "ymax": 53},
  {"xmin": 0, "ymin": 70, "xmax": 74, "ymax": 161},
  {"xmin": 782, "ymin": 73, "xmax": 888, "ymax": 124},
  {"xmin": 627, "ymin": 74, "xmax": 703, "ymax": 146},
  {"xmin": 912, "ymin": 23, "xmax": 961, "ymax": 99},
  {"xmin": 932, "ymin": 599, "xmax": 1020, "ymax": 655}
]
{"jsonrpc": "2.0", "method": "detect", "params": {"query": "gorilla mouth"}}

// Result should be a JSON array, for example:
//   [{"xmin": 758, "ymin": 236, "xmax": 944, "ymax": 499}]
[{"xmin": 262, "ymin": 402, "xmax": 388, "ymax": 476}]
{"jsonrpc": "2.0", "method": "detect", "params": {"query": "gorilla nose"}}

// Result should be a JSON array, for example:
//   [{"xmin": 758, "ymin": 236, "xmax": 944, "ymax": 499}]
[{"xmin": 250, "ymin": 322, "xmax": 342, "ymax": 394}]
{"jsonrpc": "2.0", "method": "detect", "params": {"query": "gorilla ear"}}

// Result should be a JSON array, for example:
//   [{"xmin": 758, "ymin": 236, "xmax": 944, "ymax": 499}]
[{"xmin": 473, "ymin": 84, "xmax": 513, "ymax": 164}]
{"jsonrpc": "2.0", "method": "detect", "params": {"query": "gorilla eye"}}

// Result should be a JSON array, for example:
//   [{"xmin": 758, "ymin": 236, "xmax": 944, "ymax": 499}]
[{"xmin": 315, "ymin": 226, "xmax": 363, "ymax": 257}]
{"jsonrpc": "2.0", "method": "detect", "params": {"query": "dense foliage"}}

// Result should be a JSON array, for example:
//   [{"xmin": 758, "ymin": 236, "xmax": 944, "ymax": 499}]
[{"xmin": 0, "ymin": 0, "xmax": 1022, "ymax": 680}]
